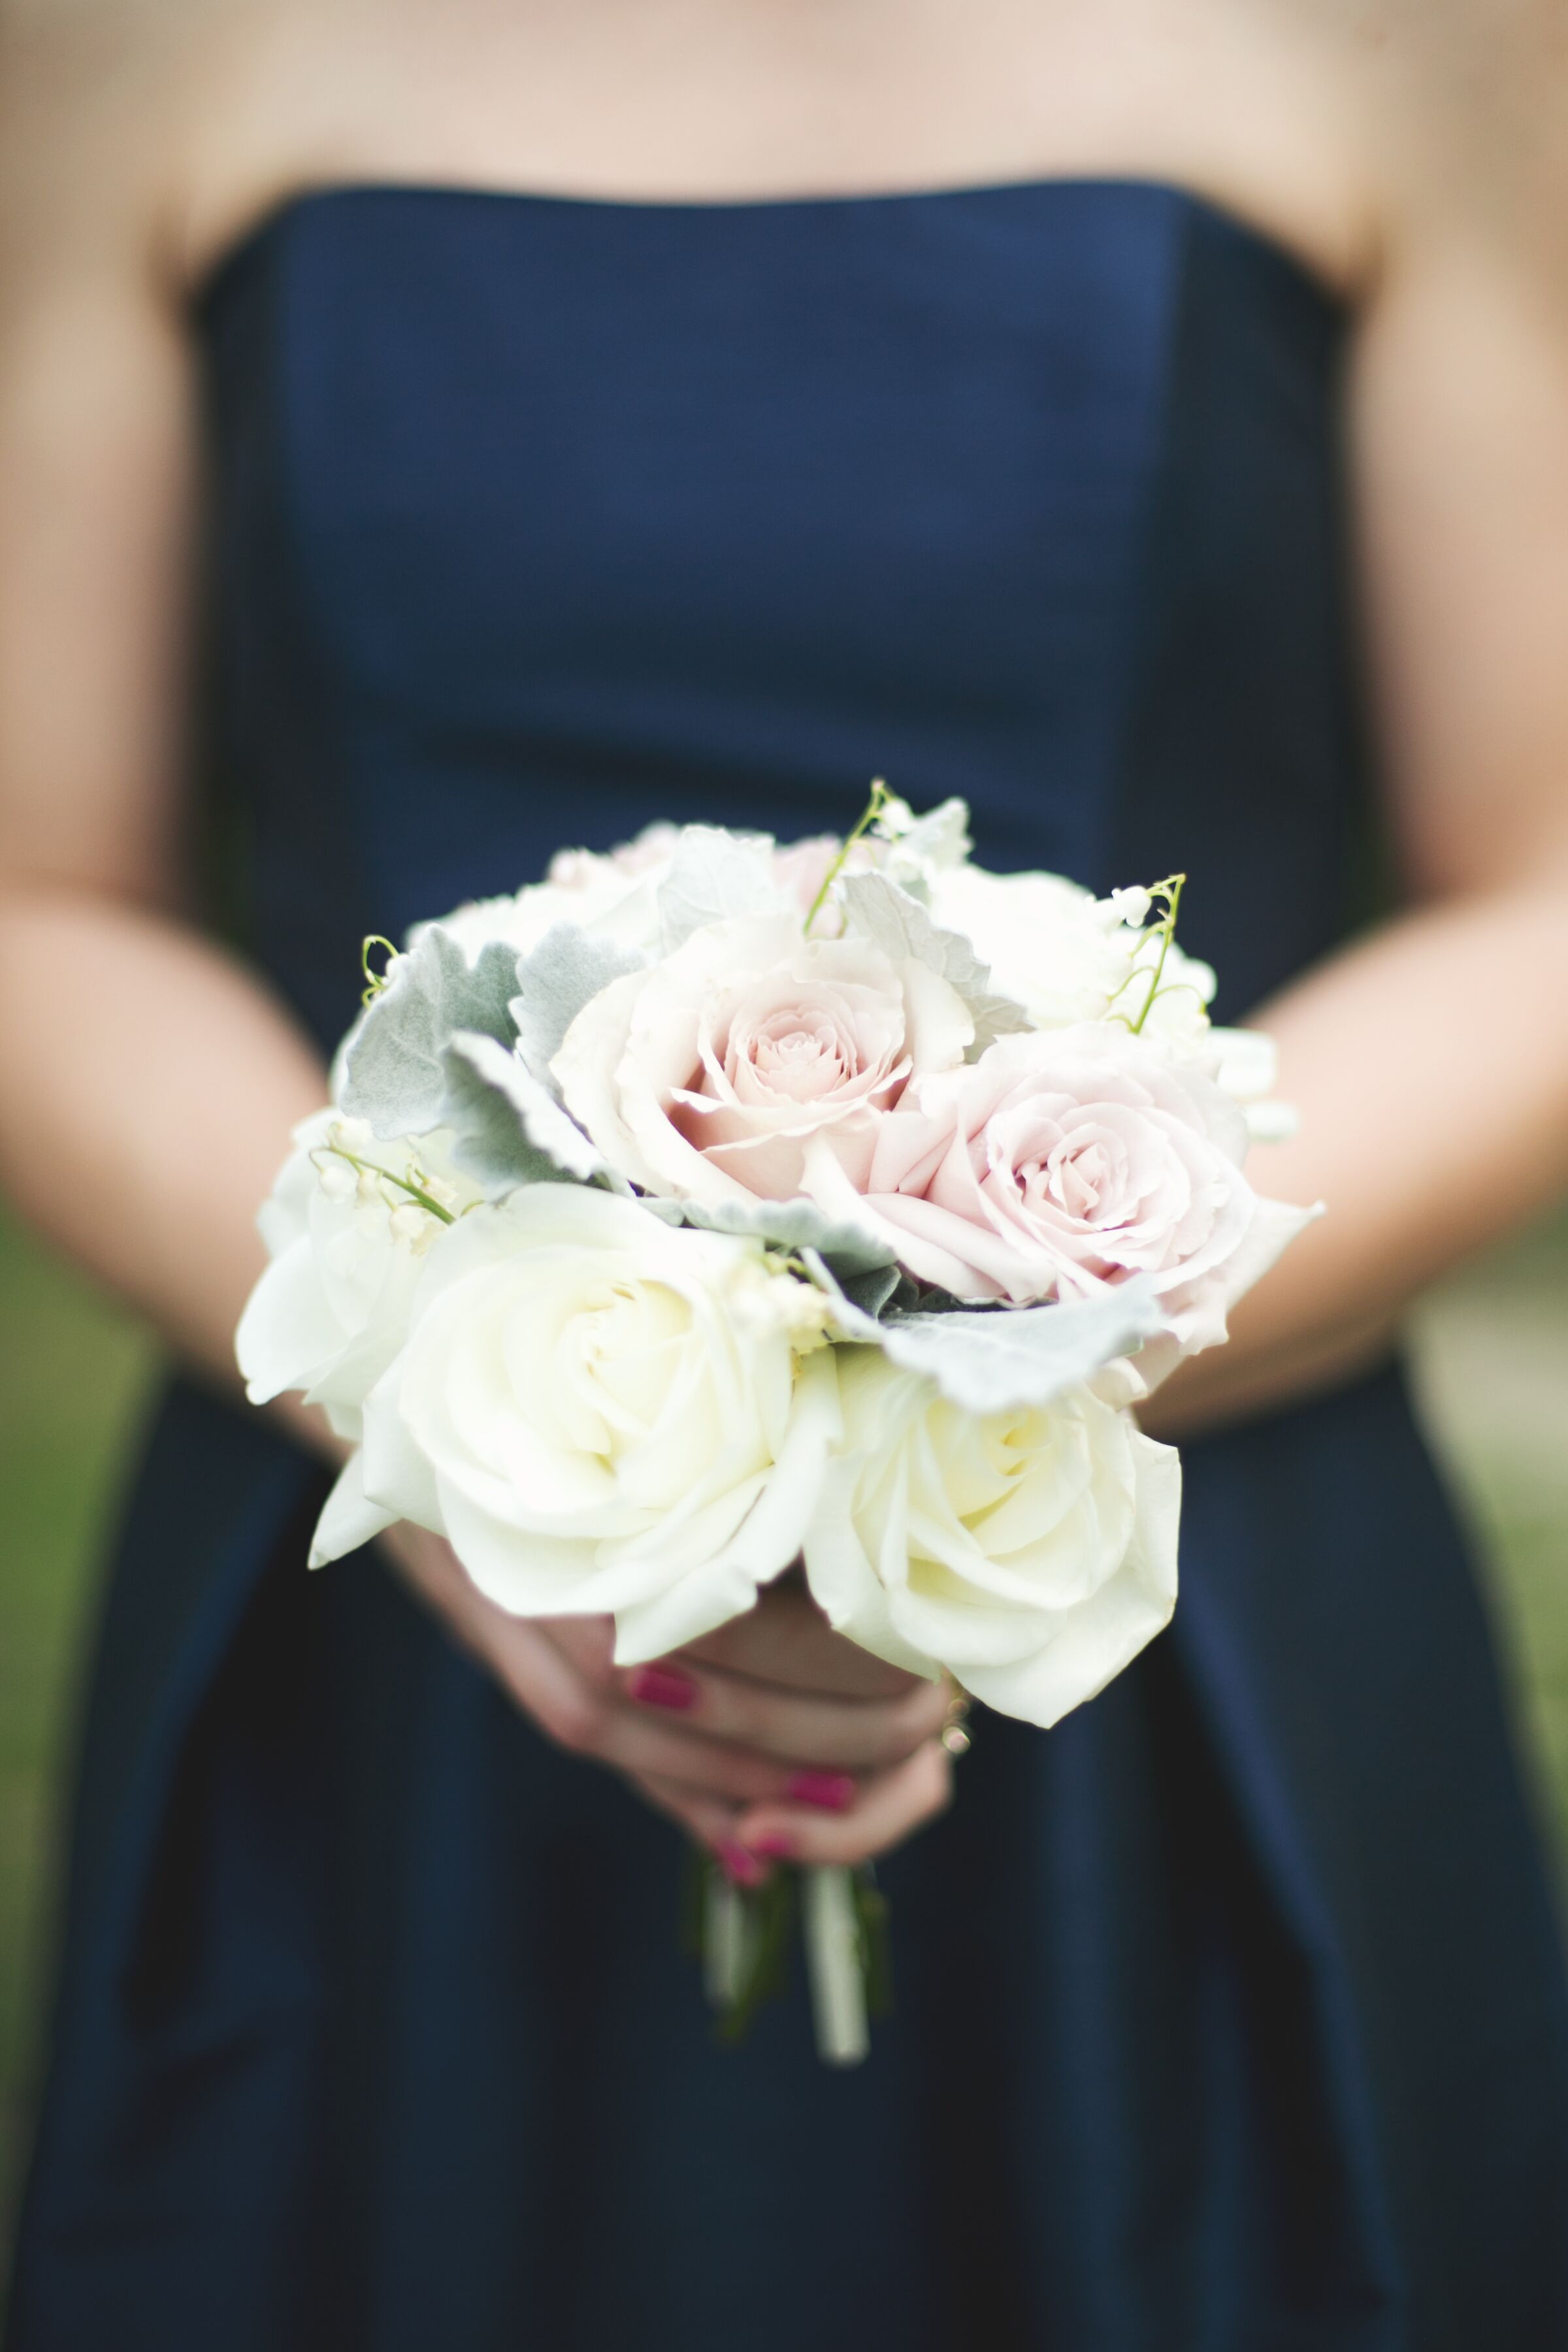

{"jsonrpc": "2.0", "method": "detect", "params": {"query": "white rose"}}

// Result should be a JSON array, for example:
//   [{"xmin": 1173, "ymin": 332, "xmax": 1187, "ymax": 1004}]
[
  {"xmin": 236, "ymin": 1109, "xmax": 479, "ymax": 1443},
  {"xmin": 551, "ymin": 913, "xmax": 973, "ymax": 1208},
  {"xmin": 926, "ymin": 866, "xmax": 1136, "ymax": 1025},
  {"xmin": 804, "ymin": 1348, "xmax": 1180, "ymax": 1729},
  {"xmin": 350, "ymin": 1186, "xmax": 841, "ymax": 1662},
  {"xmin": 926, "ymin": 863, "xmax": 1218, "ymax": 1051}
]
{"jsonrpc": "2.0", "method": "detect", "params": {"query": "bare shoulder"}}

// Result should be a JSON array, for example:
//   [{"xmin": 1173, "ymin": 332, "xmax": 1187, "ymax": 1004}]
[
  {"xmin": 1, "ymin": 0, "xmax": 198, "ymax": 288},
  {"xmin": 0, "ymin": 0, "xmax": 314, "ymax": 304},
  {"xmin": 1318, "ymin": 0, "xmax": 1568, "ymax": 286}
]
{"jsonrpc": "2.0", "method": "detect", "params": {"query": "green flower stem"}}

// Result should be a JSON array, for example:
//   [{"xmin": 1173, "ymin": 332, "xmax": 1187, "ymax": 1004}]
[
  {"xmin": 1107, "ymin": 872, "xmax": 1188, "ymax": 1034},
  {"xmin": 320, "ymin": 1143, "xmax": 457, "ymax": 1225},
  {"xmin": 803, "ymin": 777, "xmax": 895, "ymax": 938},
  {"xmin": 685, "ymin": 1849, "xmax": 887, "ymax": 2061},
  {"xmin": 853, "ymin": 1867, "xmax": 894, "ymax": 2021},
  {"xmin": 712, "ymin": 1869, "xmax": 798, "ymax": 2046},
  {"xmin": 360, "ymin": 934, "xmax": 399, "ymax": 1004}
]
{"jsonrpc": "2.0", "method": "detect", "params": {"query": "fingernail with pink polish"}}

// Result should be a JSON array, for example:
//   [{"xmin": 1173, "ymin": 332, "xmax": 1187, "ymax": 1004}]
[
  {"xmin": 786, "ymin": 1771, "xmax": 855, "ymax": 1813},
  {"xmin": 627, "ymin": 1665, "xmax": 698, "ymax": 1713},
  {"xmin": 717, "ymin": 1839, "xmax": 765, "ymax": 1888},
  {"xmin": 750, "ymin": 1832, "xmax": 798, "ymax": 1859}
]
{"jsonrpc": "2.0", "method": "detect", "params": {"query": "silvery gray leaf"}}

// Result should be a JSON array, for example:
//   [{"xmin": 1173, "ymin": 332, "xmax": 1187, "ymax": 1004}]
[
  {"xmin": 831, "ymin": 1277, "xmax": 1162, "ymax": 1413},
  {"xmin": 441, "ymin": 1031, "xmax": 607, "ymax": 1194},
  {"xmin": 832, "ymin": 1262, "xmax": 908, "ymax": 1320},
  {"xmin": 342, "ymin": 929, "xmax": 522, "ymax": 1138},
  {"xmin": 657, "ymin": 825, "xmax": 789, "ymax": 953},
  {"xmin": 508, "ymin": 924, "xmax": 645, "ymax": 1084},
  {"xmin": 636, "ymin": 1196, "xmax": 688, "ymax": 1228},
  {"xmin": 327, "ymin": 1001, "xmax": 368, "ymax": 1103},
  {"xmin": 838, "ymin": 871, "xmax": 1032, "ymax": 1056},
  {"xmin": 641, "ymin": 1191, "xmax": 898, "ymax": 1275}
]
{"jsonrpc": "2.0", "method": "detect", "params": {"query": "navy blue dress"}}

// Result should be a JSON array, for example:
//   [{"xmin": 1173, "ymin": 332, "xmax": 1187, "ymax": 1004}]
[{"xmin": 9, "ymin": 180, "xmax": 1568, "ymax": 2351}]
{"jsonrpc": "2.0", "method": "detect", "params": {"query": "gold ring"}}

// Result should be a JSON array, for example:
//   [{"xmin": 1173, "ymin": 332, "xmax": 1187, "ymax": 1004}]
[{"xmin": 940, "ymin": 1684, "xmax": 973, "ymax": 1759}]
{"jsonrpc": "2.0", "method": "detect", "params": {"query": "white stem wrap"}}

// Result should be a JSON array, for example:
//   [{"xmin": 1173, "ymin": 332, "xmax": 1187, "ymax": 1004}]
[
  {"xmin": 803, "ymin": 1865, "xmax": 869, "ymax": 2066},
  {"xmin": 702, "ymin": 1874, "xmax": 751, "ymax": 2009}
]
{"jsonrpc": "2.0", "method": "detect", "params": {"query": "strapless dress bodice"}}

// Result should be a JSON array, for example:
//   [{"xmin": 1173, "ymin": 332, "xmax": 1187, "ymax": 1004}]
[{"xmin": 198, "ymin": 178, "xmax": 1355, "ymax": 1047}]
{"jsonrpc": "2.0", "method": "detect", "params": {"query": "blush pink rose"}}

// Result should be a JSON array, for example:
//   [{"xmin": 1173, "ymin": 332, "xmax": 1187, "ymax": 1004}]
[
  {"xmin": 823, "ymin": 1024, "xmax": 1264, "ymax": 1340},
  {"xmin": 551, "ymin": 914, "xmax": 973, "ymax": 1207}
]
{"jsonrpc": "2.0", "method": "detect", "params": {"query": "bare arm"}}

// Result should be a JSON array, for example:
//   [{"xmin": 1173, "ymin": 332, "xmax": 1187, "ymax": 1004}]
[
  {"xmin": 1148, "ymin": 148, "xmax": 1568, "ymax": 1437},
  {"xmin": 0, "ymin": 38, "xmax": 329, "ymax": 1386}
]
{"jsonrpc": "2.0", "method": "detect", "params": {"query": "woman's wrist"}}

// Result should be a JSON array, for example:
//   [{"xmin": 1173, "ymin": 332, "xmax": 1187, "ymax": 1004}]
[{"xmin": 1136, "ymin": 1303, "xmax": 1398, "ymax": 1442}]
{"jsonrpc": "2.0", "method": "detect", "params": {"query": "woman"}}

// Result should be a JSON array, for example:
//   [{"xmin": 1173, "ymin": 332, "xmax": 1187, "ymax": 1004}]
[{"xmin": 3, "ymin": 0, "xmax": 1567, "ymax": 2342}]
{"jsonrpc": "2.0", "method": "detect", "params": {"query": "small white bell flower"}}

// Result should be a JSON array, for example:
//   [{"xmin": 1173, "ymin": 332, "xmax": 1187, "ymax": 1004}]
[{"xmin": 1108, "ymin": 885, "xmax": 1152, "ymax": 930}]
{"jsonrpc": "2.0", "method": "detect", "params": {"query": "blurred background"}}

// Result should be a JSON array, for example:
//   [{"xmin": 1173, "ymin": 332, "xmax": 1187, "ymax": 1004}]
[{"xmin": 2, "ymin": 1196, "xmax": 1566, "ymax": 2289}]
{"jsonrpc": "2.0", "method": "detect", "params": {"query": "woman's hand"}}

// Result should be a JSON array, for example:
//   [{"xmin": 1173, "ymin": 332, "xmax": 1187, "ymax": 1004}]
[{"xmin": 380, "ymin": 1522, "xmax": 953, "ymax": 1881}]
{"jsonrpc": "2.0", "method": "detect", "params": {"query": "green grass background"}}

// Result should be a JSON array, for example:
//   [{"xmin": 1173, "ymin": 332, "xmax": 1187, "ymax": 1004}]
[{"xmin": 2, "ymin": 1203, "xmax": 1566, "ymax": 2291}]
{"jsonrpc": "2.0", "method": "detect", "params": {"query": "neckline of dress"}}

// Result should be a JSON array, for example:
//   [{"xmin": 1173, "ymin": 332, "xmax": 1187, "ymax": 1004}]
[{"xmin": 192, "ymin": 172, "xmax": 1347, "ymax": 319}]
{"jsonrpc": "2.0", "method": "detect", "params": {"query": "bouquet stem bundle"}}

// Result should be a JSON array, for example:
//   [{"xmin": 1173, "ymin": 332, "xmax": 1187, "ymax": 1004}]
[{"xmin": 687, "ymin": 1852, "xmax": 889, "ymax": 2065}]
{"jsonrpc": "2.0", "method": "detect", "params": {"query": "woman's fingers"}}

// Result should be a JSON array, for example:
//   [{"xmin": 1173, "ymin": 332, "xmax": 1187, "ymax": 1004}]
[
  {"xmin": 617, "ymin": 1646, "xmax": 948, "ymax": 1769},
  {"xmin": 382, "ymin": 1528, "xmax": 952, "ymax": 1866},
  {"xmin": 681, "ymin": 1575, "xmax": 921, "ymax": 1700},
  {"xmin": 733, "ymin": 1739, "xmax": 953, "ymax": 1869},
  {"xmin": 540, "ymin": 1601, "xmax": 943, "ymax": 1774},
  {"xmin": 627, "ymin": 1771, "xmax": 743, "ymax": 1859},
  {"xmin": 636, "ymin": 1744, "xmax": 954, "ymax": 1878},
  {"xmin": 629, "ymin": 1772, "xmax": 798, "ymax": 1893},
  {"xmin": 489, "ymin": 1614, "xmax": 858, "ymax": 1804},
  {"xmin": 395, "ymin": 1567, "xmax": 864, "ymax": 1808}
]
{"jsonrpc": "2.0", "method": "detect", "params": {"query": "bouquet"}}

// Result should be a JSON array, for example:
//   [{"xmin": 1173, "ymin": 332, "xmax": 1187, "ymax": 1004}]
[{"xmin": 237, "ymin": 785, "xmax": 1315, "ymax": 2060}]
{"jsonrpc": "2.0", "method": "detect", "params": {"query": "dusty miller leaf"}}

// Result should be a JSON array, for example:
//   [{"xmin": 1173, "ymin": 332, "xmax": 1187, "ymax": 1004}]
[
  {"xmin": 828, "ymin": 1277, "xmax": 1163, "ymax": 1413},
  {"xmin": 508, "ymin": 924, "xmax": 645, "ymax": 1084},
  {"xmin": 832, "ymin": 1262, "xmax": 907, "ymax": 1320},
  {"xmin": 342, "ymin": 930, "xmax": 521, "ymax": 1138},
  {"xmin": 639, "ymin": 1191, "xmax": 897, "ymax": 1277},
  {"xmin": 838, "ymin": 872, "xmax": 1032, "ymax": 1058},
  {"xmin": 442, "ymin": 1032, "xmax": 608, "ymax": 1195},
  {"xmin": 657, "ymin": 826, "xmax": 790, "ymax": 953}
]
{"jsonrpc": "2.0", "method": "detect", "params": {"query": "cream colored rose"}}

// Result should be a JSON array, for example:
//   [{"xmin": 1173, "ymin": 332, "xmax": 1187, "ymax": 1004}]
[
  {"xmin": 237, "ymin": 1109, "xmax": 480, "ymax": 1442},
  {"xmin": 926, "ymin": 863, "xmax": 1217, "ymax": 1051},
  {"xmin": 551, "ymin": 914, "xmax": 973, "ymax": 1209},
  {"xmin": 352, "ymin": 1185, "xmax": 840, "ymax": 1661},
  {"xmin": 804, "ymin": 1347, "xmax": 1180, "ymax": 1729}
]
